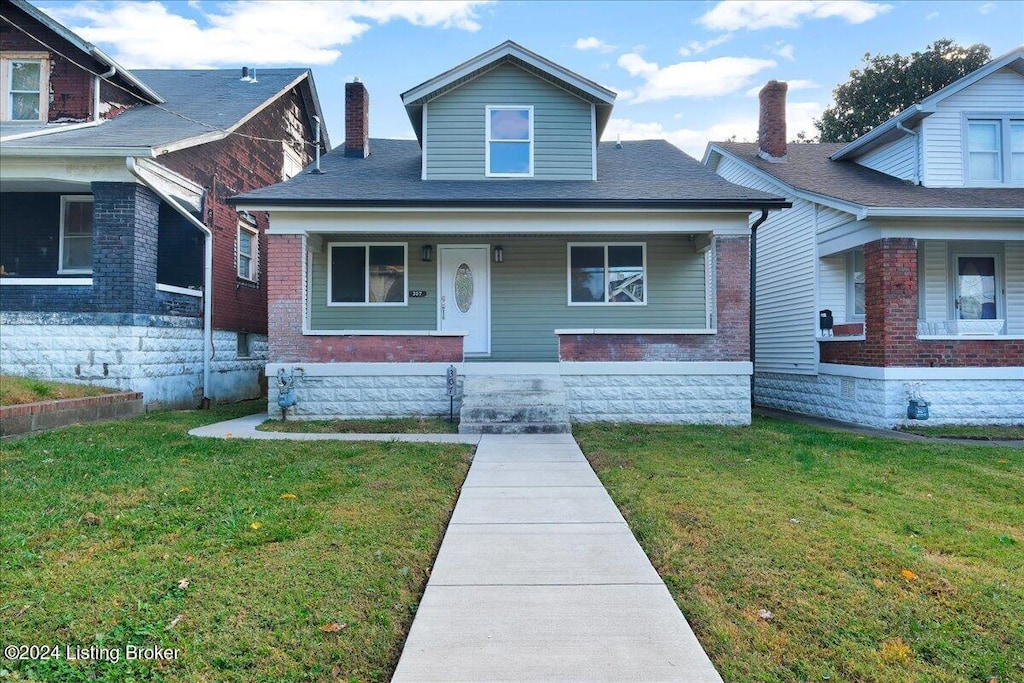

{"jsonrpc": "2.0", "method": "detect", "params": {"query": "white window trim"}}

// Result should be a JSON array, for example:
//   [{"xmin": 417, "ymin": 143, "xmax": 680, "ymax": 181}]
[
  {"xmin": 948, "ymin": 250, "xmax": 1004, "ymax": 322},
  {"xmin": 326, "ymin": 242, "xmax": 409, "ymax": 307},
  {"xmin": 846, "ymin": 249, "xmax": 865, "ymax": 322},
  {"xmin": 1, "ymin": 53, "xmax": 49, "ymax": 123},
  {"xmin": 566, "ymin": 242, "xmax": 648, "ymax": 307},
  {"xmin": 962, "ymin": 113, "xmax": 1024, "ymax": 187},
  {"xmin": 485, "ymin": 105, "xmax": 534, "ymax": 178},
  {"xmin": 237, "ymin": 220, "xmax": 258, "ymax": 282},
  {"xmin": 282, "ymin": 140, "xmax": 305, "ymax": 180},
  {"xmin": 57, "ymin": 195, "xmax": 93, "ymax": 275}
]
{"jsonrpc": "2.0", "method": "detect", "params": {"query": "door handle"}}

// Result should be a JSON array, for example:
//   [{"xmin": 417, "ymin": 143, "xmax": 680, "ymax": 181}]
[{"xmin": 441, "ymin": 295, "xmax": 446, "ymax": 321}]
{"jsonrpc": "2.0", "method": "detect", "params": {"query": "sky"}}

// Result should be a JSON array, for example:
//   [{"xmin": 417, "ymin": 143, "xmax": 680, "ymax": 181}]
[{"xmin": 35, "ymin": 0, "xmax": 1024, "ymax": 159}]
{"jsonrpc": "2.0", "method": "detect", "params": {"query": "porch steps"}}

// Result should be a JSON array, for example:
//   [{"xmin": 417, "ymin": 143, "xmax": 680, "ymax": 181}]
[{"xmin": 459, "ymin": 376, "xmax": 571, "ymax": 434}]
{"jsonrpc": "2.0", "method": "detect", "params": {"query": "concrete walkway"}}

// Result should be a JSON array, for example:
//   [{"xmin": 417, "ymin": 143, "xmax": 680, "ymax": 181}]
[
  {"xmin": 187, "ymin": 413, "xmax": 481, "ymax": 444},
  {"xmin": 393, "ymin": 433, "xmax": 722, "ymax": 682}
]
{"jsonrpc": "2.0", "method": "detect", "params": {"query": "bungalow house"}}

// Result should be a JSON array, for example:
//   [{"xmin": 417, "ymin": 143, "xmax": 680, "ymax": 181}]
[
  {"xmin": 703, "ymin": 48, "xmax": 1024, "ymax": 428},
  {"xmin": 0, "ymin": 0, "xmax": 328, "ymax": 408},
  {"xmin": 231, "ymin": 41, "xmax": 788, "ymax": 431}
]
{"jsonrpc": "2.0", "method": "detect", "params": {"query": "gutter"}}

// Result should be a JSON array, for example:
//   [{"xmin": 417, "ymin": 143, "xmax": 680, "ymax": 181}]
[
  {"xmin": 0, "ymin": 120, "xmax": 103, "ymax": 142},
  {"xmin": 228, "ymin": 197, "xmax": 791, "ymax": 210},
  {"xmin": 94, "ymin": 65, "xmax": 116, "ymax": 123},
  {"xmin": 749, "ymin": 208, "xmax": 769, "ymax": 409},
  {"xmin": 126, "ymin": 157, "xmax": 213, "ymax": 403},
  {"xmin": 895, "ymin": 121, "xmax": 920, "ymax": 184}
]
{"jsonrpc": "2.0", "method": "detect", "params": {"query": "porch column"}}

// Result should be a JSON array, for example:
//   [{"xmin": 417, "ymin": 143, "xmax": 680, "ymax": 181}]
[
  {"xmin": 266, "ymin": 233, "xmax": 305, "ymax": 363},
  {"xmin": 864, "ymin": 237, "xmax": 918, "ymax": 365},
  {"xmin": 714, "ymin": 235, "xmax": 750, "ymax": 362},
  {"xmin": 91, "ymin": 182, "xmax": 161, "ymax": 314}
]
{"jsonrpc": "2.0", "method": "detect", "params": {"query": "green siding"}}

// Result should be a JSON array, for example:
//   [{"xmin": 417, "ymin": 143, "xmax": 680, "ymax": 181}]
[
  {"xmin": 425, "ymin": 64, "xmax": 593, "ymax": 180},
  {"xmin": 308, "ymin": 236, "xmax": 707, "ymax": 362}
]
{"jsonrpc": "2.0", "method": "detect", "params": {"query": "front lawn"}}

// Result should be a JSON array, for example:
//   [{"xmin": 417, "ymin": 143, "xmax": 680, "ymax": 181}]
[
  {"xmin": 576, "ymin": 418, "xmax": 1023, "ymax": 683},
  {"xmin": 1, "ymin": 401, "xmax": 472, "ymax": 682}
]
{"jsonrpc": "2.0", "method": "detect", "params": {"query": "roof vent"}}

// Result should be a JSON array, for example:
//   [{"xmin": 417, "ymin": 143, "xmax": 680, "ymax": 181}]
[
  {"xmin": 615, "ymin": 134, "xmax": 622, "ymax": 150},
  {"xmin": 241, "ymin": 66, "xmax": 250, "ymax": 81}
]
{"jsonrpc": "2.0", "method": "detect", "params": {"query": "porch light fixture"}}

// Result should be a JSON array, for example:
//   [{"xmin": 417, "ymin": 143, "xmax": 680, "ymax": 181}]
[
  {"xmin": 422, "ymin": 244, "xmax": 433, "ymax": 262},
  {"xmin": 494, "ymin": 245, "xmax": 504, "ymax": 263}
]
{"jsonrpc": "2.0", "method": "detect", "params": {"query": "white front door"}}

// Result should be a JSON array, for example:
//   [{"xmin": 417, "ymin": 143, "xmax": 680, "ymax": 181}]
[{"xmin": 439, "ymin": 245, "xmax": 491, "ymax": 356}]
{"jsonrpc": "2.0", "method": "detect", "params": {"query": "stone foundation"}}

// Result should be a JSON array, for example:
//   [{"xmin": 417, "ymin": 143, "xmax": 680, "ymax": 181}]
[
  {"xmin": 0, "ymin": 312, "xmax": 267, "ymax": 409},
  {"xmin": 755, "ymin": 368, "xmax": 1024, "ymax": 428}
]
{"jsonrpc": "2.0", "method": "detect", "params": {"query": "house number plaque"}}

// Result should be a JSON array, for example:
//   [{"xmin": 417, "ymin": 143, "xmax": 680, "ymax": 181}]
[{"xmin": 409, "ymin": 290, "xmax": 427, "ymax": 298}]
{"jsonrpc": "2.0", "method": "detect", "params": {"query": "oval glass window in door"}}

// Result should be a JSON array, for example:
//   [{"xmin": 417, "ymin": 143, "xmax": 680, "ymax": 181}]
[{"xmin": 455, "ymin": 263, "xmax": 474, "ymax": 313}]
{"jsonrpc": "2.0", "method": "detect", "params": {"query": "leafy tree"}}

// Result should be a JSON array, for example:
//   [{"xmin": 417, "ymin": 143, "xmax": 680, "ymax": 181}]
[{"xmin": 815, "ymin": 39, "xmax": 991, "ymax": 143}]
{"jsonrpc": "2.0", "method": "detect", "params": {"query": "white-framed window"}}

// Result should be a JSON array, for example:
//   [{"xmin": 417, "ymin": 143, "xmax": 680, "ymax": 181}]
[
  {"xmin": 846, "ymin": 248, "xmax": 865, "ymax": 320},
  {"xmin": 485, "ymin": 105, "xmax": 533, "ymax": 177},
  {"xmin": 951, "ymin": 252, "xmax": 1001, "ymax": 321},
  {"xmin": 327, "ymin": 243, "xmax": 407, "ymax": 306},
  {"xmin": 237, "ymin": 219, "xmax": 258, "ymax": 282},
  {"xmin": 58, "ymin": 196, "xmax": 93, "ymax": 274},
  {"xmin": 567, "ymin": 243, "xmax": 646, "ymax": 306},
  {"xmin": 965, "ymin": 115, "xmax": 1024, "ymax": 185},
  {"xmin": 237, "ymin": 332, "xmax": 251, "ymax": 359},
  {"xmin": 1, "ymin": 54, "xmax": 48, "ymax": 122},
  {"xmin": 282, "ymin": 140, "xmax": 305, "ymax": 180}
]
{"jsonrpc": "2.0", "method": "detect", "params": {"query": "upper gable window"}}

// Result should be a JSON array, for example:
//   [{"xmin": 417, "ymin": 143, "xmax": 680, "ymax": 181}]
[
  {"xmin": 966, "ymin": 117, "xmax": 1024, "ymax": 185},
  {"xmin": 486, "ymin": 106, "xmax": 533, "ymax": 177},
  {"xmin": 1, "ymin": 55, "xmax": 48, "ymax": 122}
]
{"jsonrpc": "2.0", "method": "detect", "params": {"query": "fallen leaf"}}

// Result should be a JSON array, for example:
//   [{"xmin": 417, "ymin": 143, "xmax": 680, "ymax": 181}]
[
  {"xmin": 177, "ymin": 578, "xmax": 190, "ymax": 590},
  {"xmin": 900, "ymin": 569, "xmax": 918, "ymax": 581},
  {"xmin": 320, "ymin": 622, "xmax": 347, "ymax": 633},
  {"xmin": 179, "ymin": 487, "xmax": 191, "ymax": 493},
  {"xmin": 758, "ymin": 608, "xmax": 774, "ymax": 622},
  {"xmin": 279, "ymin": 493, "xmax": 297, "ymax": 500},
  {"xmin": 872, "ymin": 579, "xmax": 886, "ymax": 589},
  {"xmin": 165, "ymin": 614, "xmax": 183, "ymax": 630},
  {"xmin": 250, "ymin": 522, "xmax": 262, "ymax": 530},
  {"xmin": 82, "ymin": 512, "xmax": 102, "ymax": 526}
]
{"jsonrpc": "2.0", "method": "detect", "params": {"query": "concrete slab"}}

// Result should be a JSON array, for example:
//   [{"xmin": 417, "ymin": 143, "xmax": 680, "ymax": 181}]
[
  {"xmin": 471, "ymin": 443, "xmax": 586, "ymax": 463},
  {"xmin": 392, "ymin": 584, "xmax": 722, "ymax": 682},
  {"xmin": 188, "ymin": 414, "xmax": 481, "ymax": 444},
  {"xmin": 463, "ymin": 461, "xmax": 602, "ymax": 488},
  {"xmin": 450, "ymin": 487, "xmax": 624, "ymax": 525},
  {"xmin": 475, "ymin": 432, "xmax": 579, "ymax": 445},
  {"xmin": 430, "ymin": 523, "xmax": 661, "ymax": 586}
]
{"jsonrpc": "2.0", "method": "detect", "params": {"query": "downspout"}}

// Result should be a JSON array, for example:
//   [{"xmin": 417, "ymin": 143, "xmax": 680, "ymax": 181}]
[
  {"xmin": 895, "ymin": 121, "xmax": 920, "ymax": 185},
  {"xmin": 94, "ymin": 66, "xmax": 116, "ymax": 123},
  {"xmin": 126, "ymin": 157, "xmax": 213, "ymax": 403},
  {"xmin": 749, "ymin": 209, "xmax": 769, "ymax": 408}
]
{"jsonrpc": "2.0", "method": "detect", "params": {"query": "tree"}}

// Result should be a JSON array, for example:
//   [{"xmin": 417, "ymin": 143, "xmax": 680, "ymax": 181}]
[{"xmin": 815, "ymin": 39, "xmax": 991, "ymax": 143}]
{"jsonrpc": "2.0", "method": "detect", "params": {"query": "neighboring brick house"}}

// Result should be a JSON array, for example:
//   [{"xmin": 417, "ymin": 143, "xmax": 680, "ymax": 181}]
[
  {"xmin": 232, "ymin": 41, "xmax": 788, "ymax": 430},
  {"xmin": 704, "ymin": 48, "xmax": 1024, "ymax": 428},
  {"xmin": 0, "ymin": 0, "xmax": 328, "ymax": 407}
]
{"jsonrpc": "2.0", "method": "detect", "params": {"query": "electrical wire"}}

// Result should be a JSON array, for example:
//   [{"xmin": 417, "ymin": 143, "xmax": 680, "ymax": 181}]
[{"xmin": 0, "ymin": 11, "xmax": 323, "ymax": 151}]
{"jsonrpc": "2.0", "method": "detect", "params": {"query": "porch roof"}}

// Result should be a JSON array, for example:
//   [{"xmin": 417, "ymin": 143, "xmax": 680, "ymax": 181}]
[
  {"xmin": 710, "ymin": 142, "xmax": 1024, "ymax": 213},
  {"xmin": 231, "ymin": 138, "xmax": 788, "ymax": 210}
]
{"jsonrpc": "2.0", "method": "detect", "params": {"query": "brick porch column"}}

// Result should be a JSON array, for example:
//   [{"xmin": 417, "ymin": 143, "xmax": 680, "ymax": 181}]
[
  {"xmin": 267, "ymin": 234, "xmax": 304, "ymax": 362},
  {"xmin": 715, "ymin": 235, "xmax": 750, "ymax": 362},
  {"xmin": 91, "ymin": 182, "xmax": 161, "ymax": 315},
  {"xmin": 864, "ymin": 237, "xmax": 918, "ymax": 366}
]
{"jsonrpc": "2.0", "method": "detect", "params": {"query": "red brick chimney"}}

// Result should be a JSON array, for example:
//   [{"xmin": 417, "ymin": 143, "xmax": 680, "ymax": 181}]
[
  {"xmin": 345, "ymin": 79, "xmax": 369, "ymax": 158},
  {"xmin": 757, "ymin": 80, "xmax": 788, "ymax": 162}
]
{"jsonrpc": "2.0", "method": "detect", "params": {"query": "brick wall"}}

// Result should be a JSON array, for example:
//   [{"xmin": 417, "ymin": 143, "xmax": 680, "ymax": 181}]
[
  {"xmin": 158, "ymin": 86, "xmax": 316, "ymax": 336},
  {"xmin": 91, "ymin": 182, "xmax": 160, "ymax": 313},
  {"xmin": 267, "ymin": 235, "xmax": 463, "ymax": 363},
  {"xmin": 820, "ymin": 238, "xmax": 1023, "ymax": 367},
  {"xmin": 559, "ymin": 235, "xmax": 751, "ymax": 362}
]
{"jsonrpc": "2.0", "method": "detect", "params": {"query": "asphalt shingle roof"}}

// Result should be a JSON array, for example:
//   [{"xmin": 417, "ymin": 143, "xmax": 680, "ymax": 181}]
[
  {"xmin": 1, "ymin": 69, "xmax": 308, "ymax": 150},
  {"xmin": 233, "ymin": 138, "xmax": 787, "ymax": 208},
  {"xmin": 716, "ymin": 142, "xmax": 1024, "ymax": 210}
]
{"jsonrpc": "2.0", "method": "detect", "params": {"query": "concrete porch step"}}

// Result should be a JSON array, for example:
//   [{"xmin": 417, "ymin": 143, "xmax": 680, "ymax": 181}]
[{"xmin": 459, "ymin": 375, "xmax": 571, "ymax": 435}]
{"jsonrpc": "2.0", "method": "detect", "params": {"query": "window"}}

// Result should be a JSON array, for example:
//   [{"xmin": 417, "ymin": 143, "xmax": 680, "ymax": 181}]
[
  {"xmin": 966, "ymin": 116, "xmax": 1024, "ymax": 184},
  {"xmin": 328, "ymin": 243, "xmax": 407, "ymax": 306},
  {"xmin": 237, "ymin": 220, "xmax": 258, "ymax": 281},
  {"xmin": 237, "ymin": 332, "xmax": 251, "ymax": 358},
  {"xmin": 954, "ymin": 255, "xmax": 998, "ymax": 320},
  {"xmin": 486, "ymin": 106, "xmax": 533, "ymax": 177},
  {"xmin": 847, "ymin": 248, "xmax": 865, "ymax": 319},
  {"xmin": 59, "ymin": 196, "xmax": 93, "ymax": 273},
  {"xmin": 282, "ymin": 141, "xmax": 305, "ymax": 180},
  {"xmin": 568, "ymin": 243, "xmax": 646, "ymax": 305},
  {"xmin": 1, "ymin": 55, "xmax": 48, "ymax": 122}
]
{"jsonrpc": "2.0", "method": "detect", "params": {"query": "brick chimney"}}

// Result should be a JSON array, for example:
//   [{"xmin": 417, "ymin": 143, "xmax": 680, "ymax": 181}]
[
  {"xmin": 345, "ymin": 79, "xmax": 369, "ymax": 158},
  {"xmin": 757, "ymin": 80, "xmax": 788, "ymax": 162}
]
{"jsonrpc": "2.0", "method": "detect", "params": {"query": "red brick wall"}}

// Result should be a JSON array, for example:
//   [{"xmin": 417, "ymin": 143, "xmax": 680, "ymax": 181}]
[
  {"xmin": 820, "ymin": 238, "xmax": 1023, "ymax": 367},
  {"xmin": 159, "ymin": 86, "xmax": 316, "ymax": 335},
  {"xmin": 559, "ymin": 235, "xmax": 751, "ymax": 362},
  {"xmin": 267, "ymin": 235, "xmax": 463, "ymax": 363}
]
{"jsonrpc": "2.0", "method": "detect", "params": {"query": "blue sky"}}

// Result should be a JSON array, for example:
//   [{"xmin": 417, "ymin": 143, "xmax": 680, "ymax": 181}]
[{"xmin": 38, "ymin": 0, "xmax": 1024, "ymax": 158}]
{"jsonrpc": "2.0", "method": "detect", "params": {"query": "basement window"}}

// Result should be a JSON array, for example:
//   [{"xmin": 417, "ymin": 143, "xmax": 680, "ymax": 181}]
[
  {"xmin": 328, "ymin": 243, "xmax": 407, "ymax": 306},
  {"xmin": 1, "ymin": 55, "xmax": 48, "ymax": 122},
  {"xmin": 237, "ymin": 332, "xmax": 251, "ymax": 359},
  {"xmin": 486, "ymin": 106, "xmax": 533, "ymax": 177},
  {"xmin": 59, "ymin": 196, "xmax": 94, "ymax": 274}
]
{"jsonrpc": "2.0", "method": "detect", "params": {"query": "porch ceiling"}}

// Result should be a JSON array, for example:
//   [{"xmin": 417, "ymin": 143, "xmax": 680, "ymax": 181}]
[{"xmin": 0, "ymin": 179, "xmax": 92, "ymax": 193}]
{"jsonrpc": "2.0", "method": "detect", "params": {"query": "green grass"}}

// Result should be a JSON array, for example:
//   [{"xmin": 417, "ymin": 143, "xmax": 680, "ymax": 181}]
[
  {"xmin": 576, "ymin": 418, "xmax": 1023, "ymax": 683},
  {"xmin": 0, "ymin": 374, "xmax": 114, "ymax": 406},
  {"xmin": 0, "ymin": 401, "xmax": 472, "ymax": 682},
  {"xmin": 259, "ymin": 416, "xmax": 459, "ymax": 434},
  {"xmin": 898, "ymin": 424, "xmax": 1024, "ymax": 440}
]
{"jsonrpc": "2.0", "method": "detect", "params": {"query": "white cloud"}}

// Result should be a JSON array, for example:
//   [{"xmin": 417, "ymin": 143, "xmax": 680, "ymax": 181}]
[
  {"xmin": 42, "ymin": 1, "xmax": 491, "ymax": 68},
  {"xmin": 925, "ymin": 10, "xmax": 939, "ymax": 20},
  {"xmin": 978, "ymin": 2, "xmax": 995, "ymax": 14},
  {"xmin": 744, "ymin": 78, "xmax": 819, "ymax": 97},
  {"xmin": 604, "ymin": 100, "xmax": 824, "ymax": 158},
  {"xmin": 574, "ymin": 36, "xmax": 615, "ymax": 52},
  {"xmin": 773, "ymin": 43, "xmax": 795, "ymax": 61},
  {"xmin": 699, "ymin": 1, "xmax": 893, "ymax": 32},
  {"xmin": 677, "ymin": 34, "xmax": 732, "ymax": 57},
  {"xmin": 617, "ymin": 52, "xmax": 776, "ymax": 101}
]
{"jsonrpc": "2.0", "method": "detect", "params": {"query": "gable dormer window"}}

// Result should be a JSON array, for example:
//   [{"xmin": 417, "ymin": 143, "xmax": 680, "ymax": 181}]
[
  {"xmin": 966, "ymin": 116, "xmax": 1023, "ymax": 185},
  {"xmin": 486, "ymin": 106, "xmax": 533, "ymax": 177},
  {"xmin": 1, "ymin": 54, "xmax": 48, "ymax": 122}
]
